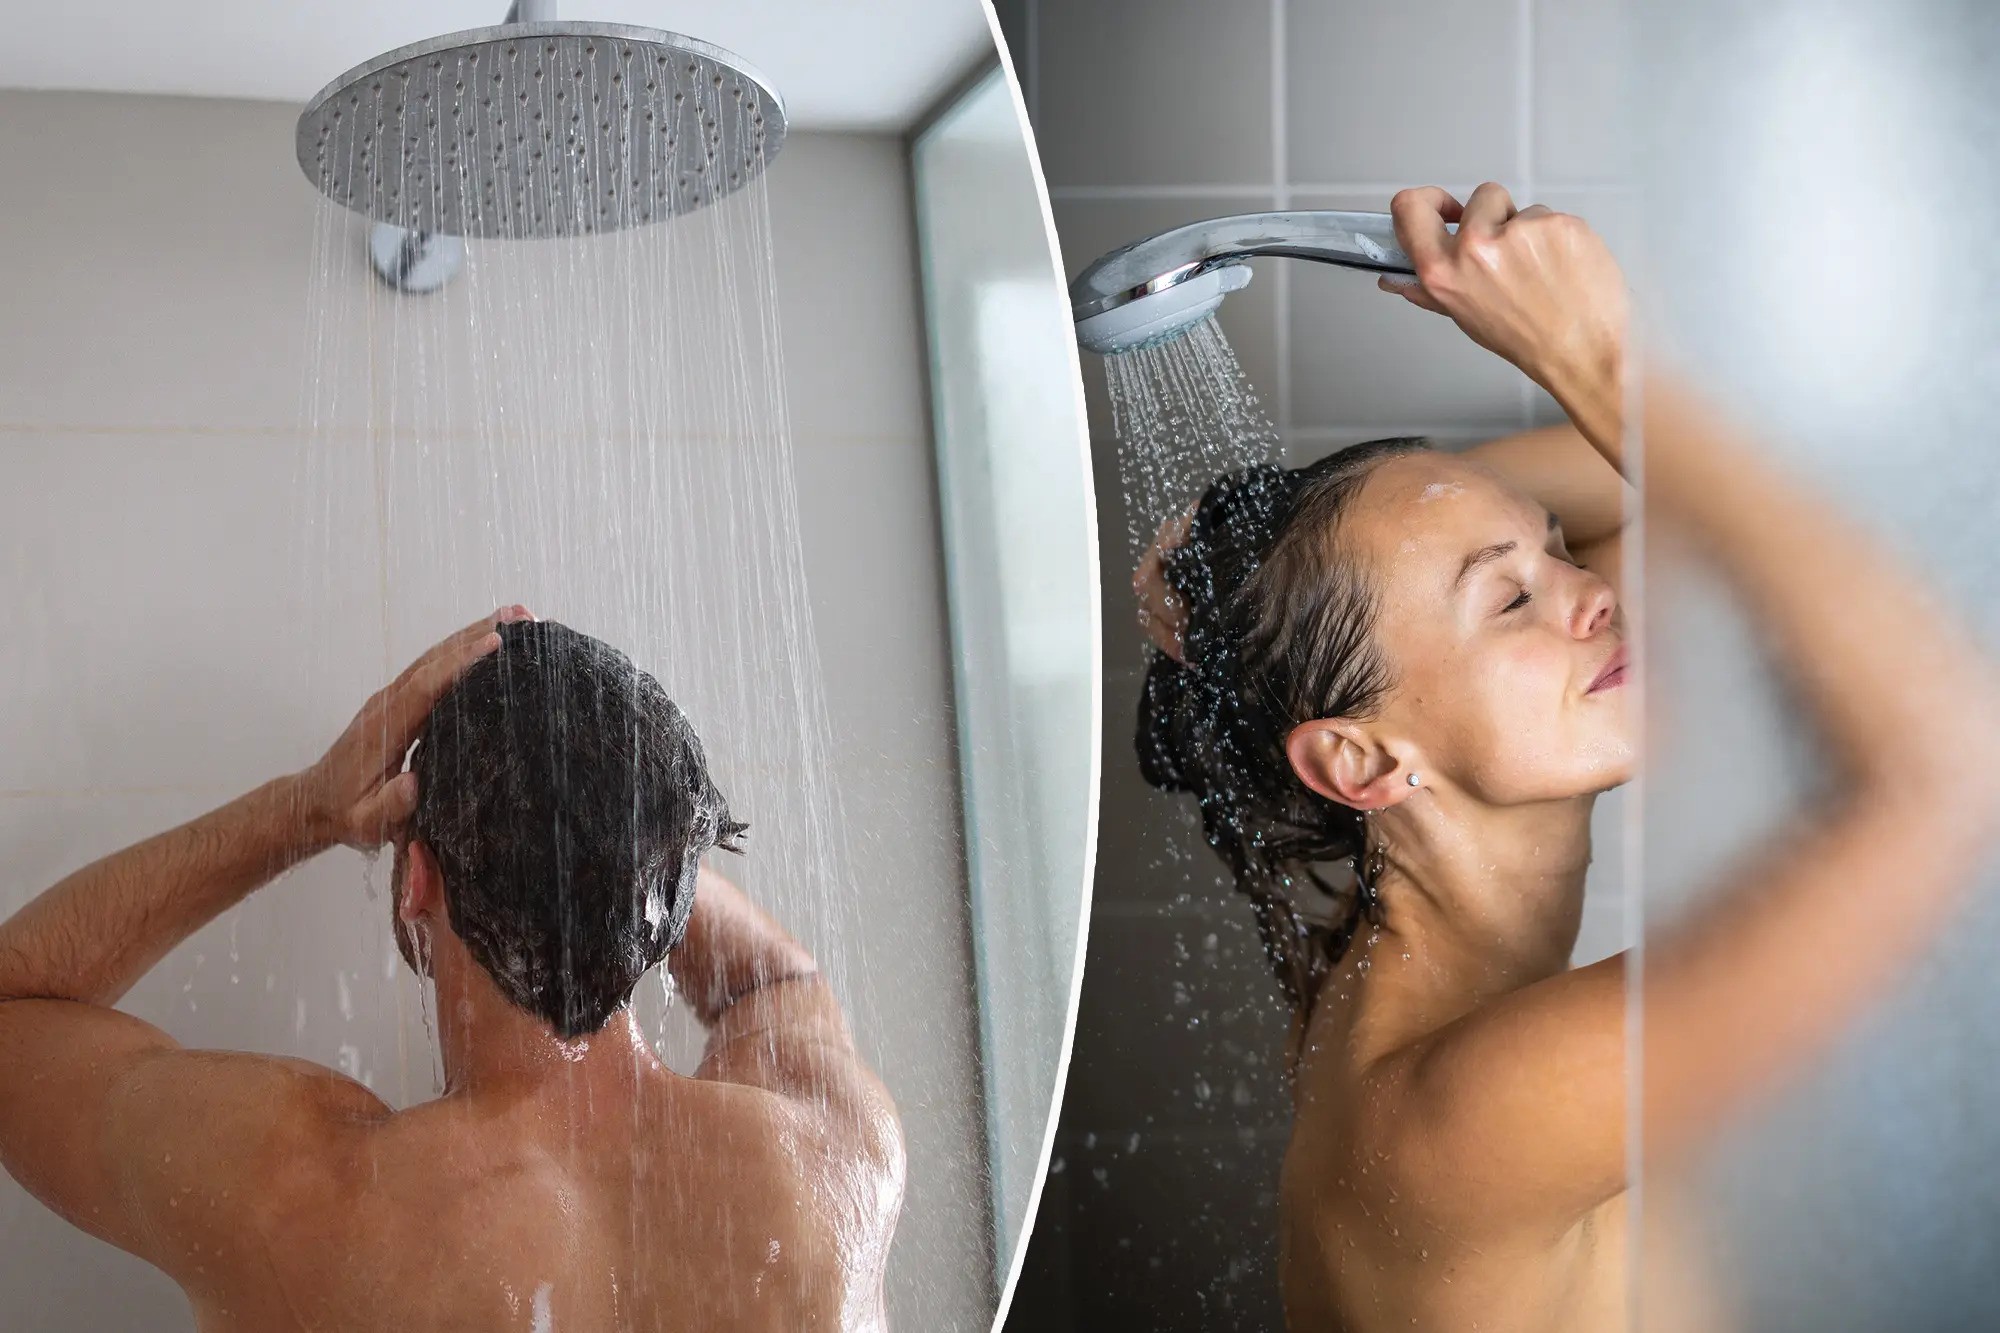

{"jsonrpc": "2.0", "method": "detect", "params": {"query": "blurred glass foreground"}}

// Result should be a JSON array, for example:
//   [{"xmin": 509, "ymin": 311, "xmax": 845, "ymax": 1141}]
[{"xmin": 1638, "ymin": 3, "xmax": 2000, "ymax": 1328}]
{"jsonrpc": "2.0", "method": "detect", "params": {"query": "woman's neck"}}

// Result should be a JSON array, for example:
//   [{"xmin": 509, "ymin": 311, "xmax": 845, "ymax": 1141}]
[{"xmin": 1320, "ymin": 791, "xmax": 1601, "ymax": 1056}]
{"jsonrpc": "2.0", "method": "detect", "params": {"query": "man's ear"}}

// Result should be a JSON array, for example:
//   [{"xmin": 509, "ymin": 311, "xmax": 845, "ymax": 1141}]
[
  {"xmin": 400, "ymin": 840, "xmax": 445, "ymax": 923},
  {"xmin": 1285, "ymin": 719, "xmax": 1420, "ymax": 812}
]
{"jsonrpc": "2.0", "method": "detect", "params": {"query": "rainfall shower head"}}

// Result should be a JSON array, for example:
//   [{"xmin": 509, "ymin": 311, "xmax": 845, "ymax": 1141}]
[
  {"xmin": 297, "ymin": 14, "xmax": 786, "ymax": 240},
  {"xmin": 1071, "ymin": 211, "xmax": 1439, "ymax": 355}
]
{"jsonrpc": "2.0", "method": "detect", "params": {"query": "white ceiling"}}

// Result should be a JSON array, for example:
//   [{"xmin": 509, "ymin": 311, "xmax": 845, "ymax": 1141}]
[{"xmin": 0, "ymin": 0, "xmax": 996, "ymax": 132}]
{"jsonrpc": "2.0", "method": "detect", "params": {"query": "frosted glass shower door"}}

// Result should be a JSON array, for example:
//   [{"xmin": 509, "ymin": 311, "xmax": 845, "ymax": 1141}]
[{"xmin": 1637, "ymin": 3, "xmax": 2000, "ymax": 1326}]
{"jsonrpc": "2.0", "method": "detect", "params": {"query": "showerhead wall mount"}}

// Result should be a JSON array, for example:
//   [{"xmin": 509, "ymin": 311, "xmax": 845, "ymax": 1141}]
[
  {"xmin": 367, "ymin": 223, "xmax": 466, "ymax": 294},
  {"xmin": 1070, "ymin": 211, "xmax": 1454, "ymax": 355}
]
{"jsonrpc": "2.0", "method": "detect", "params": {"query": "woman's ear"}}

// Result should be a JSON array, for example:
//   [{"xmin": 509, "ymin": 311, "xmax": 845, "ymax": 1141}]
[{"xmin": 1286, "ymin": 719, "xmax": 1420, "ymax": 811}]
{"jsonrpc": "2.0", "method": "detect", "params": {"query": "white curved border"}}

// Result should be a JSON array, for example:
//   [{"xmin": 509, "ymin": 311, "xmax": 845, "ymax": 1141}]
[{"xmin": 975, "ymin": 0, "xmax": 1102, "ymax": 1325}]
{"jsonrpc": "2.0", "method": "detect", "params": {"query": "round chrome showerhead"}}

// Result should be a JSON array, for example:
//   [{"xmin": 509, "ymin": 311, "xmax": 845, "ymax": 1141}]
[
  {"xmin": 297, "ymin": 21, "xmax": 786, "ymax": 239},
  {"xmin": 1073, "ymin": 264, "xmax": 1254, "ymax": 355}
]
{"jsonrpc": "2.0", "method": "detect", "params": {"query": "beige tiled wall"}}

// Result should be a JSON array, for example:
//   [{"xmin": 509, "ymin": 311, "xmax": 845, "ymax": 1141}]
[
  {"xmin": 1001, "ymin": 2, "xmax": 1631, "ymax": 1327},
  {"xmin": 0, "ymin": 91, "xmax": 991, "ymax": 1331}
]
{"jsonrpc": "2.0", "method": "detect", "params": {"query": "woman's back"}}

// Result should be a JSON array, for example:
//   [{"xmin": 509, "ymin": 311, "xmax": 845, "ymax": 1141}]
[{"xmin": 1280, "ymin": 987, "xmax": 1626, "ymax": 1332}]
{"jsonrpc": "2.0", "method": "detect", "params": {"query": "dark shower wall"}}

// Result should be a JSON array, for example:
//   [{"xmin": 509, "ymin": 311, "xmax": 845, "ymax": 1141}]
[{"xmin": 995, "ymin": 2, "xmax": 1632, "ymax": 1327}]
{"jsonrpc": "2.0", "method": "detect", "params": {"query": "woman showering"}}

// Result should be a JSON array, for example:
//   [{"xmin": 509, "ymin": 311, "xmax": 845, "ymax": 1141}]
[{"xmin": 1131, "ymin": 183, "xmax": 2000, "ymax": 1332}]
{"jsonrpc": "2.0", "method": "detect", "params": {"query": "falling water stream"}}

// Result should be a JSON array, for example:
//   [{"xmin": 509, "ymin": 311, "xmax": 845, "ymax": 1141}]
[
  {"xmin": 1102, "ymin": 314, "xmax": 1282, "ymax": 554},
  {"xmin": 280, "ymin": 48, "xmax": 876, "ymax": 1319},
  {"xmin": 1094, "ymin": 310, "xmax": 1299, "ymax": 1319}
]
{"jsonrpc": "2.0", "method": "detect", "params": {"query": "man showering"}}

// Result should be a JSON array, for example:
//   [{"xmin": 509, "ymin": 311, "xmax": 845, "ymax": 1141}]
[{"xmin": 0, "ymin": 608, "xmax": 904, "ymax": 1331}]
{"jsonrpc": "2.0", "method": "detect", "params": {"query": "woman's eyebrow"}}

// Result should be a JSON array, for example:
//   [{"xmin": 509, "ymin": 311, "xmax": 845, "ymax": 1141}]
[
  {"xmin": 1455, "ymin": 513, "xmax": 1560, "ymax": 591},
  {"xmin": 1455, "ymin": 541, "xmax": 1517, "ymax": 590}
]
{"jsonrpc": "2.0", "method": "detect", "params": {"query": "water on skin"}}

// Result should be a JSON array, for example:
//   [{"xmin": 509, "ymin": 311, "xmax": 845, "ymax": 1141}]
[{"xmin": 275, "ymin": 55, "xmax": 898, "ymax": 1325}]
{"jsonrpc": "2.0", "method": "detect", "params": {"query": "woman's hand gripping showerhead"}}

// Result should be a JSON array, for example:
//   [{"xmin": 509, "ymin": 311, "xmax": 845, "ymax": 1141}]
[{"xmin": 1382, "ymin": 184, "xmax": 1629, "ymax": 461}]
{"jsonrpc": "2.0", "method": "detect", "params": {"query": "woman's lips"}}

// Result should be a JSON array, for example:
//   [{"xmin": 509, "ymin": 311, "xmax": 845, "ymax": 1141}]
[{"xmin": 1587, "ymin": 643, "xmax": 1630, "ymax": 694}]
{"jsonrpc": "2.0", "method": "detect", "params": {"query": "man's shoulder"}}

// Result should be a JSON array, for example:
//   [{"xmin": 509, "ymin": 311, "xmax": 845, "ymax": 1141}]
[{"xmin": 684, "ymin": 1069, "xmax": 902, "ymax": 1181}]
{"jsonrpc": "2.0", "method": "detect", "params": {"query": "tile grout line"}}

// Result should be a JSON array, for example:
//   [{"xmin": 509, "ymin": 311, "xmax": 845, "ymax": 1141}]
[
  {"xmin": 1518, "ymin": 0, "xmax": 1536, "ymax": 191},
  {"xmin": 0, "ymin": 786, "xmax": 253, "ymax": 801},
  {"xmin": 1088, "ymin": 891, "xmax": 1626, "ymax": 924},
  {"xmin": 1271, "ymin": 0, "xmax": 1292, "ymax": 444},
  {"xmin": 1052, "ymin": 1124, "xmax": 1296, "ymax": 1149},
  {"xmin": 1026, "ymin": 0, "xmax": 1040, "ymax": 128},
  {"xmin": 1044, "ymin": 184, "xmax": 1283, "ymax": 202},
  {"xmin": 1089, "ymin": 900, "xmax": 1254, "ymax": 923},
  {"xmin": 368, "ymin": 257, "xmax": 395, "ymax": 683},
  {"xmin": 368, "ymin": 255, "xmax": 415, "ymax": 1132},
  {"xmin": 0, "ymin": 422, "xmax": 378, "ymax": 441},
  {"xmin": 0, "ymin": 422, "xmax": 937, "ymax": 448}
]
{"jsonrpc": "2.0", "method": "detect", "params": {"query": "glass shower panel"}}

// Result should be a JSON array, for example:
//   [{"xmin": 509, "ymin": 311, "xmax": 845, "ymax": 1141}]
[
  {"xmin": 1636, "ymin": 3, "xmax": 2000, "ymax": 1326},
  {"xmin": 912, "ymin": 67, "xmax": 1098, "ymax": 1285}
]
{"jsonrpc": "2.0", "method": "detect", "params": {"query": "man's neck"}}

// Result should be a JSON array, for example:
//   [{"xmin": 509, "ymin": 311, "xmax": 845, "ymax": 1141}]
[{"xmin": 426, "ymin": 943, "xmax": 664, "ymax": 1101}]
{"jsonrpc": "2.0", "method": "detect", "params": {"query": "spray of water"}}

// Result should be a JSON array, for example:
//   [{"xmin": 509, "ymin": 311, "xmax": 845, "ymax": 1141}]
[
  {"xmin": 287, "ymin": 44, "xmax": 871, "ymax": 1264},
  {"xmin": 1102, "ymin": 315, "xmax": 1282, "ymax": 555}
]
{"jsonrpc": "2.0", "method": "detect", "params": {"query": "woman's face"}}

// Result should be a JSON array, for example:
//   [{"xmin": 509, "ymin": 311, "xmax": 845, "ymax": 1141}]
[{"xmin": 1340, "ymin": 452, "xmax": 1635, "ymax": 806}]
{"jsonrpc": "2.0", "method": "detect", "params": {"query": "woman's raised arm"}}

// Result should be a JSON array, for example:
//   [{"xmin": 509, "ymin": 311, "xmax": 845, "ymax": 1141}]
[{"xmin": 1362, "ymin": 183, "xmax": 2000, "ymax": 1232}]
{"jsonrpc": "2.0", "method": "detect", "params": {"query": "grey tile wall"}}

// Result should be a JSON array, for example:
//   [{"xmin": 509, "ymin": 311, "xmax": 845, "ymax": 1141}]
[
  {"xmin": 0, "ymin": 94, "xmax": 372, "ymax": 433},
  {"xmin": 1000, "ymin": 1, "xmax": 1630, "ymax": 1327},
  {"xmin": 1037, "ymin": 0, "xmax": 1275, "ymax": 189},
  {"xmin": 1286, "ymin": 1, "xmax": 1524, "ymax": 185}
]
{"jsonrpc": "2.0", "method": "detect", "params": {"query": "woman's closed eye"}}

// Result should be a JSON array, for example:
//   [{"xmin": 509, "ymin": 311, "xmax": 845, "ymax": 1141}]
[{"xmin": 1499, "ymin": 544, "xmax": 1586, "ymax": 613}]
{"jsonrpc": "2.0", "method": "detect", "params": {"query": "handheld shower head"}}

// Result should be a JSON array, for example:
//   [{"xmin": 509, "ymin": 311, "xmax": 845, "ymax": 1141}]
[
  {"xmin": 297, "ymin": 18, "xmax": 785, "ymax": 239},
  {"xmin": 1070, "ymin": 211, "xmax": 1436, "ymax": 355},
  {"xmin": 1074, "ymin": 264, "xmax": 1254, "ymax": 356}
]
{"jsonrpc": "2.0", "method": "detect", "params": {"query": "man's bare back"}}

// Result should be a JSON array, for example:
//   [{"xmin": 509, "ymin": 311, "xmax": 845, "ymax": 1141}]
[
  {"xmin": 159, "ymin": 1047, "xmax": 897, "ymax": 1332},
  {"xmin": 0, "ymin": 614, "xmax": 905, "ymax": 1332}
]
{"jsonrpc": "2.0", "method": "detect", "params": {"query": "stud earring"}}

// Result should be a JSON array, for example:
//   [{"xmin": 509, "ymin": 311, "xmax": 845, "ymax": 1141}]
[{"xmin": 1407, "ymin": 773, "xmax": 1420, "ymax": 787}]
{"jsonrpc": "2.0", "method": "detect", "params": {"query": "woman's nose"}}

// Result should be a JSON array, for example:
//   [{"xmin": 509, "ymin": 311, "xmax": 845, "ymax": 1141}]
[{"xmin": 1572, "ymin": 576, "xmax": 1616, "ymax": 638}]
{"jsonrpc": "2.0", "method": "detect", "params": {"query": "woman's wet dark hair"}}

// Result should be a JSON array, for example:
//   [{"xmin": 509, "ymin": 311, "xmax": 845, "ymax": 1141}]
[
  {"xmin": 1137, "ymin": 437, "xmax": 1433, "ymax": 1009},
  {"xmin": 412, "ymin": 620, "xmax": 747, "ymax": 1039}
]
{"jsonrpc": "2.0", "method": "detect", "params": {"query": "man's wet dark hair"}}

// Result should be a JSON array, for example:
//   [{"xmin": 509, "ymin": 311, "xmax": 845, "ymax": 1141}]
[
  {"xmin": 1137, "ymin": 438, "xmax": 1432, "ymax": 1011},
  {"xmin": 412, "ymin": 619, "xmax": 746, "ymax": 1038}
]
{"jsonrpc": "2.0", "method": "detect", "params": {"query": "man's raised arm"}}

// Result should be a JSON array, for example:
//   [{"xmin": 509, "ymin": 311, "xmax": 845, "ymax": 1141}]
[
  {"xmin": 0, "ymin": 609, "xmax": 518, "ymax": 1271},
  {"xmin": 673, "ymin": 865, "xmax": 903, "ymax": 1173}
]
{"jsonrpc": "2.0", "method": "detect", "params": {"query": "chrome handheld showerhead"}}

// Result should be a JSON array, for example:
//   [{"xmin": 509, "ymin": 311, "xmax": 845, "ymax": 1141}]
[{"xmin": 1070, "ymin": 211, "xmax": 1446, "ymax": 355}]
